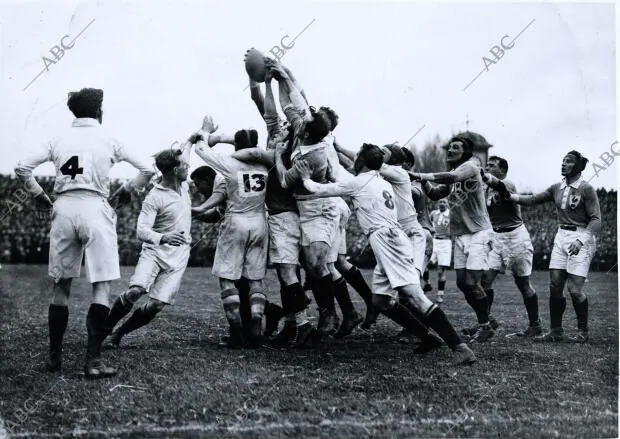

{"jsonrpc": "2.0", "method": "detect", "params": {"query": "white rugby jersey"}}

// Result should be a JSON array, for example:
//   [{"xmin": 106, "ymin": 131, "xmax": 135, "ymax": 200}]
[
  {"xmin": 430, "ymin": 209, "xmax": 450, "ymax": 238},
  {"xmin": 379, "ymin": 164, "xmax": 418, "ymax": 230},
  {"xmin": 195, "ymin": 143, "xmax": 268, "ymax": 216},
  {"xmin": 303, "ymin": 170, "xmax": 399, "ymax": 236},
  {"xmin": 137, "ymin": 181, "xmax": 192, "ymax": 268},
  {"xmin": 15, "ymin": 118, "xmax": 154, "ymax": 197}
]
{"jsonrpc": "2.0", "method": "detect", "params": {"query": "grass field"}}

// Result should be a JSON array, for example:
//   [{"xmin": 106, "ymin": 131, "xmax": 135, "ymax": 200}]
[{"xmin": 0, "ymin": 265, "xmax": 617, "ymax": 438}]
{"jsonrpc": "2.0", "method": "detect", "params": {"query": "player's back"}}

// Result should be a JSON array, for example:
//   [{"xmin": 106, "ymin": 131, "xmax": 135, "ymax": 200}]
[
  {"xmin": 223, "ymin": 161, "xmax": 269, "ymax": 216},
  {"xmin": 49, "ymin": 119, "xmax": 124, "ymax": 198},
  {"xmin": 350, "ymin": 171, "xmax": 400, "ymax": 236},
  {"xmin": 381, "ymin": 165, "xmax": 417, "ymax": 229}
]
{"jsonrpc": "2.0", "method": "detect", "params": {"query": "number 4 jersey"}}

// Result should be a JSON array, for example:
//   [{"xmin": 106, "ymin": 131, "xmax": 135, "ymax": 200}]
[{"xmin": 15, "ymin": 118, "xmax": 154, "ymax": 198}]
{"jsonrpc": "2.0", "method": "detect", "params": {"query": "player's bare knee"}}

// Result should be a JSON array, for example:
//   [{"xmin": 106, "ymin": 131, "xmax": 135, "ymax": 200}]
[
  {"xmin": 515, "ymin": 276, "xmax": 535, "ymax": 297},
  {"xmin": 567, "ymin": 276, "xmax": 587, "ymax": 301},
  {"xmin": 335, "ymin": 255, "xmax": 352, "ymax": 273},
  {"xmin": 276, "ymin": 265, "xmax": 298, "ymax": 285}
]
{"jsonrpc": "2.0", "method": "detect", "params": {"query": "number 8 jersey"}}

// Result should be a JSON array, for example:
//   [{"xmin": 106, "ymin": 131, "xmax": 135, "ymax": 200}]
[{"xmin": 15, "ymin": 118, "xmax": 154, "ymax": 198}]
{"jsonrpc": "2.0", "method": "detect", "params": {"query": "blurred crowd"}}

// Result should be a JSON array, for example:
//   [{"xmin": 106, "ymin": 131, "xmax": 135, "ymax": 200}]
[{"xmin": 0, "ymin": 175, "xmax": 616, "ymax": 272}]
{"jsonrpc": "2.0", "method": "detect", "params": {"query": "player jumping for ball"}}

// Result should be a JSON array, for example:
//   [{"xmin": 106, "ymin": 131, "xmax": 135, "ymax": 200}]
[
  {"xmin": 510, "ymin": 150, "xmax": 601, "ymax": 342},
  {"xmin": 14, "ymin": 88, "xmax": 154, "ymax": 378}
]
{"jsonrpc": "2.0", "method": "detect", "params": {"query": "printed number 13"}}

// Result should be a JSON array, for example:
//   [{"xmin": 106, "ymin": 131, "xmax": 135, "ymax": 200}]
[{"xmin": 243, "ymin": 174, "xmax": 266, "ymax": 192}]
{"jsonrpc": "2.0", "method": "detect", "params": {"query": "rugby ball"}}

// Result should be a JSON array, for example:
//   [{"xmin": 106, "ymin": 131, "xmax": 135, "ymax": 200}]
[{"xmin": 244, "ymin": 48, "xmax": 267, "ymax": 82}]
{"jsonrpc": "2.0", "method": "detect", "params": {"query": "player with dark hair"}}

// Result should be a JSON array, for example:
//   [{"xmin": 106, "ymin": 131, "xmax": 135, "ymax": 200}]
[
  {"xmin": 191, "ymin": 117, "xmax": 270, "ymax": 348},
  {"xmin": 511, "ymin": 150, "xmax": 601, "ymax": 342},
  {"xmin": 275, "ymin": 100, "xmax": 343, "ymax": 338},
  {"xmin": 190, "ymin": 165, "xmax": 284, "ymax": 342},
  {"xmin": 104, "ymin": 146, "xmax": 193, "ymax": 347},
  {"xmin": 296, "ymin": 143, "xmax": 476, "ymax": 365},
  {"xmin": 233, "ymin": 63, "xmax": 318, "ymax": 347},
  {"xmin": 409, "ymin": 135, "xmax": 495, "ymax": 343},
  {"xmin": 14, "ymin": 88, "xmax": 155, "ymax": 377},
  {"xmin": 477, "ymin": 156, "xmax": 541, "ymax": 337}
]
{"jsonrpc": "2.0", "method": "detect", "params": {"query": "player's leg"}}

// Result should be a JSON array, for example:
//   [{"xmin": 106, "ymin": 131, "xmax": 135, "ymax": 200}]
[
  {"xmin": 81, "ymin": 198, "xmax": 121, "ymax": 378},
  {"xmin": 564, "ymin": 232, "xmax": 595, "ymax": 342},
  {"xmin": 109, "ymin": 298, "xmax": 167, "ymax": 344},
  {"xmin": 105, "ymin": 285, "xmax": 147, "ymax": 343},
  {"xmin": 246, "ymin": 279, "xmax": 267, "ymax": 347},
  {"xmin": 220, "ymin": 277, "xmax": 245, "ymax": 347},
  {"xmin": 46, "ymin": 201, "xmax": 82, "ymax": 372},
  {"xmin": 480, "ymin": 268, "xmax": 499, "ymax": 318},
  {"xmin": 535, "ymin": 231, "xmax": 572, "ymax": 342},
  {"xmin": 303, "ymin": 241, "xmax": 339, "ymax": 337},
  {"xmin": 335, "ymin": 254, "xmax": 377, "ymax": 329},
  {"xmin": 421, "ymin": 231, "xmax": 434, "ymax": 294},
  {"xmin": 85, "ymin": 280, "xmax": 117, "ymax": 378},
  {"xmin": 436, "ymin": 239, "xmax": 451, "ymax": 303},
  {"xmin": 397, "ymin": 284, "xmax": 475, "ymax": 365},
  {"xmin": 105, "ymin": 249, "xmax": 158, "ymax": 340},
  {"xmin": 234, "ymin": 277, "xmax": 252, "ymax": 338},
  {"xmin": 513, "ymin": 275, "xmax": 541, "ymax": 336},
  {"xmin": 566, "ymin": 275, "xmax": 588, "ymax": 342},
  {"xmin": 330, "ymin": 262, "xmax": 362, "ymax": 339}
]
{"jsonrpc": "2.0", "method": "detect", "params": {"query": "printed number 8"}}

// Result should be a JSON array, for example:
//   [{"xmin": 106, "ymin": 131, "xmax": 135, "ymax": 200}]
[{"xmin": 382, "ymin": 190, "xmax": 394, "ymax": 209}]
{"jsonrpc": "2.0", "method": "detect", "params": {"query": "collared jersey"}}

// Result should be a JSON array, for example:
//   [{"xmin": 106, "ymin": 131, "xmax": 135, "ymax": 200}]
[{"xmin": 137, "ymin": 181, "xmax": 192, "ymax": 267}]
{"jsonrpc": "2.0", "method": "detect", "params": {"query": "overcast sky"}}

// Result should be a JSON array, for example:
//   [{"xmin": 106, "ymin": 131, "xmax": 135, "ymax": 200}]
[{"xmin": 0, "ymin": 0, "xmax": 616, "ymax": 191}]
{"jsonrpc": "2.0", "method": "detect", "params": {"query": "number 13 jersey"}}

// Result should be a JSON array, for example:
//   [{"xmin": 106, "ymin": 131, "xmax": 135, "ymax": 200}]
[{"xmin": 195, "ymin": 144, "xmax": 268, "ymax": 216}]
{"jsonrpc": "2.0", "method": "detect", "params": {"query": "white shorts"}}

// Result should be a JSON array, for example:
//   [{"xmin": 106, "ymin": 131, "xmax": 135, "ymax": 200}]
[
  {"xmin": 130, "ymin": 247, "xmax": 189, "ymax": 304},
  {"xmin": 488, "ymin": 224, "xmax": 533, "ymax": 277},
  {"xmin": 48, "ymin": 193, "xmax": 120, "ymax": 283},
  {"xmin": 432, "ymin": 237, "xmax": 452, "ymax": 267},
  {"xmin": 369, "ymin": 228, "xmax": 420, "ymax": 298},
  {"xmin": 298, "ymin": 198, "xmax": 339, "ymax": 247},
  {"xmin": 422, "ymin": 229, "xmax": 433, "ymax": 273},
  {"xmin": 328, "ymin": 203, "xmax": 351, "ymax": 263},
  {"xmin": 549, "ymin": 227, "xmax": 596, "ymax": 278},
  {"xmin": 453, "ymin": 229, "xmax": 493, "ymax": 271},
  {"xmin": 268, "ymin": 211, "xmax": 301, "ymax": 266},
  {"xmin": 213, "ymin": 213, "xmax": 268, "ymax": 280},
  {"xmin": 403, "ymin": 223, "xmax": 426, "ymax": 275}
]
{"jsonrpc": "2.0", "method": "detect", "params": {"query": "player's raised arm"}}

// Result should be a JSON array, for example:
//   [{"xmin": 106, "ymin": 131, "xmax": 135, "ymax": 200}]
[
  {"xmin": 14, "ymin": 142, "xmax": 54, "ymax": 208},
  {"xmin": 113, "ymin": 142, "xmax": 156, "ymax": 193},
  {"xmin": 334, "ymin": 139, "xmax": 356, "ymax": 163},
  {"xmin": 231, "ymin": 148, "xmax": 275, "ymax": 168},
  {"xmin": 510, "ymin": 186, "xmax": 554, "ymax": 206}
]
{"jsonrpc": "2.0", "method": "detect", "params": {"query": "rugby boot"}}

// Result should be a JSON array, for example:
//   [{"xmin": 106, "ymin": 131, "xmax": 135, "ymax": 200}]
[
  {"xmin": 533, "ymin": 328, "xmax": 565, "ymax": 343},
  {"xmin": 514, "ymin": 320, "xmax": 542, "ymax": 337},
  {"xmin": 46, "ymin": 349, "xmax": 62, "ymax": 372},
  {"xmin": 292, "ymin": 322, "xmax": 320, "ymax": 348},
  {"xmin": 268, "ymin": 320, "xmax": 297, "ymax": 347},
  {"xmin": 223, "ymin": 326, "xmax": 247, "ymax": 348},
  {"xmin": 103, "ymin": 330, "xmax": 123, "ymax": 349},
  {"xmin": 468, "ymin": 324, "xmax": 495, "ymax": 343},
  {"xmin": 361, "ymin": 304, "xmax": 380, "ymax": 329},
  {"xmin": 462, "ymin": 316, "xmax": 499, "ymax": 336},
  {"xmin": 453, "ymin": 343, "xmax": 477, "ymax": 366},
  {"xmin": 84, "ymin": 359, "xmax": 117, "ymax": 379},
  {"xmin": 317, "ymin": 308, "xmax": 339, "ymax": 337},
  {"xmin": 247, "ymin": 316, "xmax": 263, "ymax": 348},
  {"xmin": 436, "ymin": 292, "xmax": 444, "ymax": 304},
  {"xmin": 413, "ymin": 332, "xmax": 444, "ymax": 354},
  {"xmin": 567, "ymin": 329, "xmax": 589, "ymax": 343},
  {"xmin": 264, "ymin": 304, "xmax": 283, "ymax": 338},
  {"xmin": 334, "ymin": 311, "xmax": 363, "ymax": 339}
]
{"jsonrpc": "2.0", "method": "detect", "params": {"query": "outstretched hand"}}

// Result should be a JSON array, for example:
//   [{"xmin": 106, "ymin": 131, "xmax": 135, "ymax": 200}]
[
  {"xmin": 201, "ymin": 115, "xmax": 219, "ymax": 134},
  {"xmin": 294, "ymin": 159, "xmax": 312, "ymax": 181}
]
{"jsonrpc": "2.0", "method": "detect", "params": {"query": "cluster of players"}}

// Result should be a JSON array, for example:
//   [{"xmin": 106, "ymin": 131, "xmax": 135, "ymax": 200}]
[{"xmin": 14, "ymin": 57, "xmax": 601, "ymax": 379}]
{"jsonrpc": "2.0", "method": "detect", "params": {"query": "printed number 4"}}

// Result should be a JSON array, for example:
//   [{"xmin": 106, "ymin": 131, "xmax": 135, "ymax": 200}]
[
  {"xmin": 382, "ymin": 190, "xmax": 394, "ymax": 209},
  {"xmin": 60, "ymin": 156, "xmax": 84, "ymax": 180},
  {"xmin": 243, "ymin": 174, "xmax": 266, "ymax": 192}
]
